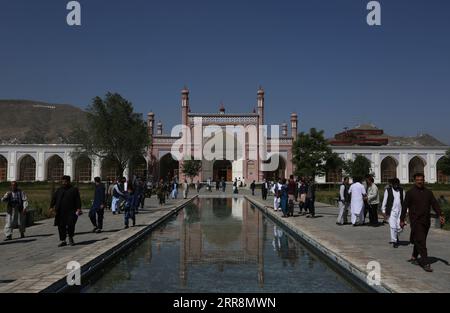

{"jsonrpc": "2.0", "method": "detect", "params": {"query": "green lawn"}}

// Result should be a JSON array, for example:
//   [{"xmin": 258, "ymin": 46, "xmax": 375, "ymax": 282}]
[{"xmin": 0, "ymin": 182, "xmax": 95, "ymax": 220}]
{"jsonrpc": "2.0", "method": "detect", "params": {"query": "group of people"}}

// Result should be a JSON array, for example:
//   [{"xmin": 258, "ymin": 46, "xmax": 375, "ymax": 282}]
[
  {"xmin": 2, "ymin": 175, "xmax": 150, "ymax": 247},
  {"xmin": 339, "ymin": 173, "xmax": 445, "ymax": 272},
  {"xmin": 260, "ymin": 175, "xmax": 316, "ymax": 218}
]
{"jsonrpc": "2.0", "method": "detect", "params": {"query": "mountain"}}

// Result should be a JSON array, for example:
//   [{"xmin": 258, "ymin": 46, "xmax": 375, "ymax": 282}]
[
  {"xmin": 0, "ymin": 100, "xmax": 87, "ymax": 144},
  {"xmin": 387, "ymin": 134, "xmax": 447, "ymax": 147}
]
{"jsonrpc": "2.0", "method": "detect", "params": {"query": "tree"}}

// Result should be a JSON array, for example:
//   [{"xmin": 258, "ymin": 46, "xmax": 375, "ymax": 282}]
[
  {"xmin": 324, "ymin": 152, "xmax": 345, "ymax": 182},
  {"xmin": 292, "ymin": 128, "xmax": 332, "ymax": 177},
  {"xmin": 325, "ymin": 152, "xmax": 344, "ymax": 173},
  {"xmin": 343, "ymin": 155, "xmax": 372, "ymax": 179},
  {"xmin": 438, "ymin": 149, "xmax": 450, "ymax": 176},
  {"xmin": 181, "ymin": 158, "xmax": 202, "ymax": 182},
  {"xmin": 71, "ymin": 92, "xmax": 149, "ymax": 177}
]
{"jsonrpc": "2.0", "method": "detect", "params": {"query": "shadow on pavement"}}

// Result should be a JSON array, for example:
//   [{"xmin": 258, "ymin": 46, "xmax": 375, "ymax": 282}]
[
  {"xmin": 0, "ymin": 238, "xmax": 37, "ymax": 246},
  {"xmin": 429, "ymin": 257, "xmax": 450, "ymax": 266},
  {"xmin": 75, "ymin": 229, "xmax": 122, "ymax": 236},
  {"xmin": 75, "ymin": 238, "xmax": 108, "ymax": 246}
]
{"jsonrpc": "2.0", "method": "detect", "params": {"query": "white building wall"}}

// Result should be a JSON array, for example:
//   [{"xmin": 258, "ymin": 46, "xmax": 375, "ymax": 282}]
[{"xmin": 330, "ymin": 146, "xmax": 449, "ymax": 184}]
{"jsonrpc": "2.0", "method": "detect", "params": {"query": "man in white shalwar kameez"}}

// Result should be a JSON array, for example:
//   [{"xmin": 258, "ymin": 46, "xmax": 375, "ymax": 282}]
[
  {"xmin": 349, "ymin": 178, "xmax": 367, "ymax": 226},
  {"xmin": 272, "ymin": 180, "xmax": 282, "ymax": 211},
  {"xmin": 381, "ymin": 178, "xmax": 404, "ymax": 248}
]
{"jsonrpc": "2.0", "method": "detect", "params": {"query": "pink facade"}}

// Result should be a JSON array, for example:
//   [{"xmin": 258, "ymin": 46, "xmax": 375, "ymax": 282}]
[{"xmin": 148, "ymin": 87, "xmax": 297, "ymax": 182}]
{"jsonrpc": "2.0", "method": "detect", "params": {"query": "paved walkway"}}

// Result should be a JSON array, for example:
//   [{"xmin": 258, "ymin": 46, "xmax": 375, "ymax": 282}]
[
  {"xmin": 246, "ymin": 192, "xmax": 450, "ymax": 293},
  {"xmin": 1, "ymin": 186, "xmax": 449, "ymax": 293},
  {"xmin": 0, "ymin": 194, "xmax": 195, "ymax": 293}
]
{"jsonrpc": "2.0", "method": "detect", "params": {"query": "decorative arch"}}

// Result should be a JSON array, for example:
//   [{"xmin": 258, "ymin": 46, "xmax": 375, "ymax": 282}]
[
  {"xmin": 46, "ymin": 155, "xmax": 65, "ymax": 181},
  {"xmin": 74, "ymin": 155, "xmax": 92, "ymax": 182},
  {"xmin": 18, "ymin": 154, "xmax": 36, "ymax": 181},
  {"xmin": 437, "ymin": 156, "xmax": 450, "ymax": 184},
  {"xmin": 213, "ymin": 160, "xmax": 232, "ymax": 181},
  {"xmin": 381, "ymin": 156, "xmax": 398, "ymax": 183},
  {"xmin": 0, "ymin": 155, "xmax": 7, "ymax": 182},
  {"xmin": 159, "ymin": 153, "xmax": 179, "ymax": 181},
  {"xmin": 409, "ymin": 156, "xmax": 426, "ymax": 182}
]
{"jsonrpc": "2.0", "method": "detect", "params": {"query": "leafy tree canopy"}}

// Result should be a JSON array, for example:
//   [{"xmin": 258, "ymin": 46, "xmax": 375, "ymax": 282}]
[
  {"xmin": 292, "ymin": 128, "xmax": 332, "ymax": 177},
  {"xmin": 71, "ymin": 92, "xmax": 149, "ymax": 177},
  {"xmin": 181, "ymin": 158, "xmax": 202, "ymax": 182},
  {"xmin": 343, "ymin": 154, "xmax": 372, "ymax": 179}
]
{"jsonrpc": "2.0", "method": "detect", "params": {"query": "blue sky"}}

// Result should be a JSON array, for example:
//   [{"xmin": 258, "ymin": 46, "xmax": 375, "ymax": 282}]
[{"xmin": 1, "ymin": 0, "xmax": 449, "ymax": 143}]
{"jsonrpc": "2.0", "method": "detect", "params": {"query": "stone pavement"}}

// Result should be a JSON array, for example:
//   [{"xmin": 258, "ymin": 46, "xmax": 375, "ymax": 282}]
[
  {"xmin": 0, "ymin": 194, "xmax": 195, "ymax": 293},
  {"xmin": 246, "ymin": 192, "xmax": 450, "ymax": 293},
  {"xmin": 1, "ymin": 185, "xmax": 449, "ymax": 293}
]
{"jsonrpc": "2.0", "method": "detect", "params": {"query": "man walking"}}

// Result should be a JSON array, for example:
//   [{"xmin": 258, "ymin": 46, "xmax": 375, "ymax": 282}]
[
  {"xmin": 287, "ymin": 175, "xmax": 296, "ymax": 217},
  {"xmin": 336, "ymin": 177, "xmax": 350, "ymax": 225},
  {"xmin": 272, "ymin": 179, "xmax": 282, "ymax": 211},
  {"xmin": 349, "ymin": 177, "xmax": 367, "ymax": 226},
  {"xmin": 381, "ymin": 178, "xmax": 404, "ymax": 248},
  {"xmin": 401, "ymin": 173, "xmax": 445, "ymax": 272},
  {"xmin": 298, "ymin": 178, "xmax": 307, "ymax": 215},
  {"xmin": 112, "ymin": 177, "xmax": 126, "ymax": 214},
  {"xmin": 51, "ymin": 176, "xmax": 82, "ymax": 247},
  {"xmin": 250, "ymin": 180, "xmax": 256, "ymax": 196},
  {"xmin": 89, "ymin": 177, "xmax": 105, "ymax": 233},
  {"xmin": 367, "ymin": 176, "xmax": 380, "ymax": 226},
  {"xmin": 261, "ymin": 178, "xmax": 269, "ymax": 200},
  {"xmin": 221, "ymin": 177, "xmax": 226, "ymax": 192},
  {"xmin": 2, "ymin": 181, "xmax": 28, "ymax": 240},
  {"xmin": 305, "ymin": 178, "xmax": 316, "ymax": 218},
  {"xmin": 182, "ymin": 179, "xmax": 189, "ymax": 199}
]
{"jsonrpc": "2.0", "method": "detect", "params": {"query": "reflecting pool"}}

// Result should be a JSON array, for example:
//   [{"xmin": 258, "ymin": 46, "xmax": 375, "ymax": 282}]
[{"xmin": 83, "ymin": 197, "xmax": 360, "ymax": 293}]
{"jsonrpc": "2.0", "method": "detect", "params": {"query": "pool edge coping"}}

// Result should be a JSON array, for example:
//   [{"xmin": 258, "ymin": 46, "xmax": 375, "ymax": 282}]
[
  {"xmin": 40, "ymin": 196, "xmax": 199, "ymax": 294},
  {"xmin": 245, "ymin": 195, "xmax": 395, "ymax": 294}
]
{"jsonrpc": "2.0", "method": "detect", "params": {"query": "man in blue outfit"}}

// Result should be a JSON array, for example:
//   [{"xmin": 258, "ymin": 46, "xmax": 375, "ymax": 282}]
[{"xmin": 89, "ymin": 177, "xmax": 106, "ymax": 233}]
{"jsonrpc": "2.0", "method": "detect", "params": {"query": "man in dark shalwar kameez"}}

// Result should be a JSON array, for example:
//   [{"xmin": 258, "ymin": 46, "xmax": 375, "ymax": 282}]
[
  {"xmin": 401, "ymin": 173, "xmax": 446, "ymax": 272},
  {"xmin": 51, "ymin": 175, "xmax": 82, "ymax": 247}
]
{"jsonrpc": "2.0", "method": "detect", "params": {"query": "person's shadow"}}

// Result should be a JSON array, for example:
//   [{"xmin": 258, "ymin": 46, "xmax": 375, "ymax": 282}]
[
  {"xmin": 0, "ymin": 238, "xmax": 36, "ymax": 246},
  {"xmin": 74, "ymin": 238, "xmax": 107, "ymax": 246},
  {"xmin": 428, "ymin": 257, "xmax": 450, "ymax": 266}
]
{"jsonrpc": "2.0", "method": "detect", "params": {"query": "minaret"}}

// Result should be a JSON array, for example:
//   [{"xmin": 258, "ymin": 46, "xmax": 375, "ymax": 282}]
[
  {"xmin": 147, "ymin": 112, "xmax": 155, "ymax": 142},
  {"xmin": 281, "ymin": 123, "xmax": 288, "ymax": 137},
  {"xmin": 157, "ymin": 121, "xmax": 163, "ymax": 135},
  {"xmin": 181, "ymin": 86, "xmax": 189, "ymax": 127},
  {"xmin": 147, "ymin": 112, "xmax": 155, "ymax": 178},
  {"xmin": 257, "ymin": 86, "xmax": 264, "ymax": 125},
  {"xmin": 290, "ymin": 113, "xmax": 298, "ymax": 138},
  {"xmin": 219, "ymin": 102, "xmax": 225, "ymax": 114}
]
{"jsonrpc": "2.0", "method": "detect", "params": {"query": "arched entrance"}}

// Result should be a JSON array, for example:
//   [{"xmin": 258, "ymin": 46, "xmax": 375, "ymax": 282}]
[
  {"xmin": 159, "ymin": 153, "xmax": 179, "ymax": 181},
  {"xmin": 213, "ymin": 160, "xmax": 232, "ymax": 181},
  {"xmin": 437, "ymin": 156, "xmax": 450, "ymax": 184},
  {"xmin": 74, "ymin": 155, "xmax": 92, "ymax": 182},
  {"xmin": 18, "ymin": 155, "xmax": 36, "ymax": 181},
  {"xmin": 46, "ymin": 155, "xmax": 64, "ymax": 181},
  {"xmin": 101, "ymin": 159, "xmax": 119, "ymax": 181},
  {"xmin": 0, "ymin": 155, "xmax": 7, "ymax": 182},
  {"xmin": 381, "ymin": 156, "xmax": 398, "ymax": 183},
  {"xmin": 263, "ymin": 155, "xmax": 286, "ymax": 181},
  {"xmin": 409, "ymin": 156, "xmax": 426, "ymax": 182},
  {"xmin": 130, "ymin": 155, "xmax": 147, "ymax": 179}
]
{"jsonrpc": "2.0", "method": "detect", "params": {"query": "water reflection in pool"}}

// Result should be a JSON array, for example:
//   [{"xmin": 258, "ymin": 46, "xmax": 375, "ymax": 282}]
[{"xmin": 84, "ymin": 197, "xmax": 359, "ymax": 293}]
